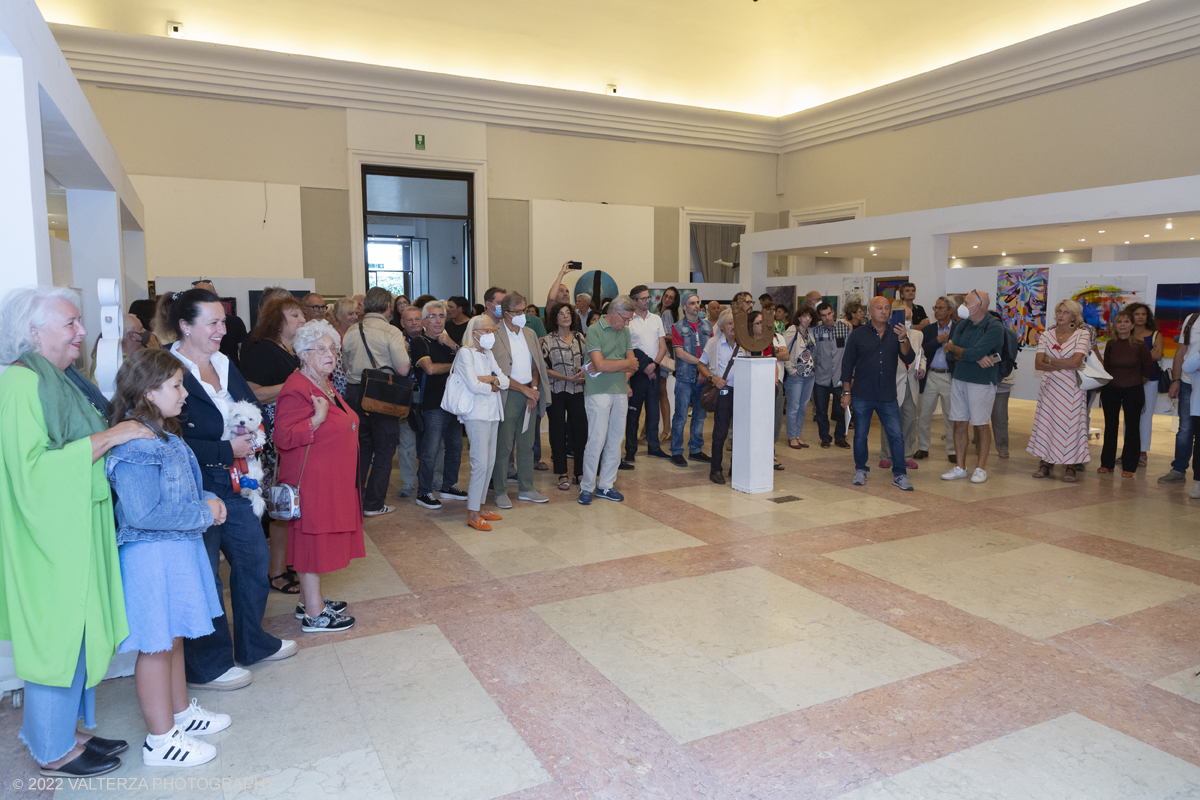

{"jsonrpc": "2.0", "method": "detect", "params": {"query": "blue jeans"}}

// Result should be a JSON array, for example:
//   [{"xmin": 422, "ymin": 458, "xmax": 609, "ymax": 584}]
[
  {"xmin": 20, "ymin": 641, "xmax": 94, "ymax": 765},
  {"xmin": 184, "ymin": 489, "xmax": 281, "ymax": 684},
  {"xmin": 784, "ymin": 374, "xmax": 815, "ymax": 439},
  {"xmin": 851, "ymin": 397, "xmax": 908, "ymax": 477},
  {"xmin": 418, "ymin": 408, "xmax": 463, "ymax": 495},
  {"xmin": 671, "ymin": 380, "xmax": 707, "ymax": 456},
  {"xmin": 1172, "ymin": 381, "xmax": 1194, "ymax": 474}
]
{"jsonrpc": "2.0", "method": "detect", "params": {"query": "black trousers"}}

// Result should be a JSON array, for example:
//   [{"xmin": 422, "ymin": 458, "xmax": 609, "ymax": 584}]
[
  {"xmin": 548, "ymin": 390, "xmax": 588, "ymax": 477},
  {"xmin": 710, "ymin": 389, "xmax": 734, "ymax": 475},
  {"xmin": 345, "ymin": 383, "xmax": 401, "ymax": 511},
  {"xmin": 626, "ymin": 366, "xmax": 663, "ymax": 458},
  {"xmin": 1100, "ymin": 383, "xmax": 1144, "ymax": 473},
  {"xmin": 812, "ymin": 382, "xmax": 846, "ymax": 443}
]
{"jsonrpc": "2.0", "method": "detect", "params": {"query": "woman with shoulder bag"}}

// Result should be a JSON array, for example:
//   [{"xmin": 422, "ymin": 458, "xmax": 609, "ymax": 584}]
[
  {"xmin": 698, "ymin": 309, "xmax": 739, "ymax": 484},
  {"xmin": 452, "ymin": 315, "xmax": 509, "ymax": 531},
  {"xmin": 272, "ymin": 321, "xmax": 362, "ymax": 632}
]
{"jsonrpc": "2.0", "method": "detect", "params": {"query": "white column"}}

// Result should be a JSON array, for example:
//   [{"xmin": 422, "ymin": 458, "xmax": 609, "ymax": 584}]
[
  {"xmin": 67, "ymin": 189, "xmax": 123, "ymax": 374},
  {"xmin": 910, "ymin": 233, "xmax": 950, "ymax": 300},
  {"xmin": 0, "ymin": 52, "xmax": 51, "ymax": 299},
  {"xmin": 731, "ymin": 356, "xmax": 777, "ymax": 494}
]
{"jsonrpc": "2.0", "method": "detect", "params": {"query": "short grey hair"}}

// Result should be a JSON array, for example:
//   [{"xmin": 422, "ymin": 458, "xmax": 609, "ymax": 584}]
[
  {"xmin": 577, "ymin": 293, "xmax": 591, "ymax": 303},
  {"xmin": 608, "ymin": 294, "xmax": 636, "ymax": 315},
  {"xmin": 293, "ymin": 319, "xmax": 340, "ymax": 357},
  {"xmin": 501, "ymin": 292, "xmax": 526, "ymax": 313},
  {"xmin": 421, "ymin": 301, "xmax": 446, "ymax": 319},
  {"xmin": 461, "ymin": 314, "xmax": 495, "ymax": 347},
  {"xmin": 716, "ymin": 308, "xmax": 734, "ymax": 331},
  {"xmin": 0, "ymin": 285, "xmax": 82, "ymax": 366}
]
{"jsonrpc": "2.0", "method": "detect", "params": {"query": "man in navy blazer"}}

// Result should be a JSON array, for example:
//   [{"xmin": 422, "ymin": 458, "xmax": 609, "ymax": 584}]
[{"xmin": 916, "ymin": 297, "xmax": 957, "ymax": 462}]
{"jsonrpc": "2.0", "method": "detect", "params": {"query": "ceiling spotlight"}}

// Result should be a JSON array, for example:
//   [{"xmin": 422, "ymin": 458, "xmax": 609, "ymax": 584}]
[
  {"xmin": 1144, "ymin": 234, "xmax": 1150, "ymax": 237},
  {"xmin": 973, "ymin": 245, "xmax": 978, "ymax": 249},
  {"xmin": 1166, "ymin": 222, "xmax": 1173, "ymax": 229},
  {"xmin": 1001, "ymin": 252, "xmax": 1006, "ymax": 256},
  {"xmin": 869, "ymin": 246, "xmax": 875, "ymax": 251},
  {"xmin": 1098, "ymin": 230, "xmax": 1105, "ymax": 233},
  {"xmin": 1059, "ymin": 249, "xmax": 1064, "ymax": 253},
  {"xmin": 824, "ymin": 251, "xmax": 828, "ymax": 254},
  {"xmin": 1125, "ymin": 241, "xmax": 1130, "ymax": 244},
  {"xmin": 1079, "ymin": 239, "xmax": 1086, "ymax": 242}
]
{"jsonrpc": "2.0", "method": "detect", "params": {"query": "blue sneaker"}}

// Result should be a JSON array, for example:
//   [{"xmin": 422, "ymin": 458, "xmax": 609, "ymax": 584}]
[
  {"xmin": 595, "ymin": 488, "xmax": 624, "ymax": 502},
  {"xmin": 578, "ymin": 490, "xmax": 593, "ymax": 505}
]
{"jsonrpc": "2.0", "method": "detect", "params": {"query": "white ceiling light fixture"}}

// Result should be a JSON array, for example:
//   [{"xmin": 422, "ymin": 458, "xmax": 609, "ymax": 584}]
[
  {"xmin": 1059, "ymin": 249, "xmax": 1064, "ymax": 252},
  {"xmin": 1125, "ymin": 241, "xmax": 1130, "ymax": 244},
  {"xmin": 869, "ymin": 246, "xmax": 875, "ymax": 251},
  {"xmin": 1144, "ymin": 234, "xmax": 1150, "ymax": 237},
  {"xmin": 1098, "ymin": 230, "xmax": 1105, "ymax": 233},
  {"xmin": 1165, "ymin": 222, "xmax": 1173, "ymax": 229},
  {"xmin": 1001, "ymin": 252, "xmax": 1006, "ymax": 256}
]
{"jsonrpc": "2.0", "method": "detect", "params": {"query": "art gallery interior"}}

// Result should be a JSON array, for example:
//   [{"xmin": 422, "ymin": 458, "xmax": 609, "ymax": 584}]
[{"xmin": 2, "ymin": 0, "xmax": 1200, "ymax": 797}]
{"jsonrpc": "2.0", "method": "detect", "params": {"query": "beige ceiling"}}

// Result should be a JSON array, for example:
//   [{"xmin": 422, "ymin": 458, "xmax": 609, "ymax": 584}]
[
  {"xmin": 948, "ymin": 215, "xmax": 1200, "ymax": 257},
  {"xmin": 36, "ymin": 0, "xmax": 1146, "ymax": 116}
]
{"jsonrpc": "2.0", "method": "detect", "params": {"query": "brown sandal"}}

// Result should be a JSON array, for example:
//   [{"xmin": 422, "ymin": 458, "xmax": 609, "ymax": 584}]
[
  {"xmin": 1032, "ymin": 462, "xmax": 1051, "ymax": 479},
  {"xmin": 1062, "ymin": 467, "xmax": 1076, "ymax": 483},
  {"xmin": 788, "ymin": 438, "xmax": 802, "ymax": 449}
]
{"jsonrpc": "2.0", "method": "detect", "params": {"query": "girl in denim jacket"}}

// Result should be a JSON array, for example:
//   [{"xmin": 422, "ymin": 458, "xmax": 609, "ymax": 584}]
[{"xmin": 106, "ymin": 349, "xmax": 230, "ymax": 768}]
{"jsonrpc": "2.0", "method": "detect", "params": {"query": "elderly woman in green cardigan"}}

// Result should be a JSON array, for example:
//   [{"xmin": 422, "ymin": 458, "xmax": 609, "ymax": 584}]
[{"xmin": 0, "ymin": 287, "xmax": 152, "ymax": 778}]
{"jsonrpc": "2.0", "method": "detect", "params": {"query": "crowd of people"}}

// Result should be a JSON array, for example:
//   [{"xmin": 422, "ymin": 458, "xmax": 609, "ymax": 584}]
[{"xmin": 1, "ymin": 273, "xmax": 1198, "ymax": 778}]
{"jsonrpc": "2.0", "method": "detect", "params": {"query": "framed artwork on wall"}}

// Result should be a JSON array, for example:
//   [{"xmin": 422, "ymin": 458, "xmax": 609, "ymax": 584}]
[
  {"xmin": 873, "ymin": 276, "xmax": 909, "ymax": 301},
  {"xmin": 996, "ymin": 268, "xmax": 1048, "ymax": 346}
]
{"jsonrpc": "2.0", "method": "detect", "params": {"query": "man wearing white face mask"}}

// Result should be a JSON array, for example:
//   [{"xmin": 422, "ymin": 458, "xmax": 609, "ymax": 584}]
[
  {"xmin": 941, "ymin": 290, "xmax": 1005, "ymax": 484},
  {"xmin": 489, "ymin": 292, "xmax": 551, "ymax": 508}
]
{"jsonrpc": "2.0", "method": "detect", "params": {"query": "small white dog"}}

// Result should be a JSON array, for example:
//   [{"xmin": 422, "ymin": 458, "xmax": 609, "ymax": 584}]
[{"xmin": 223, "ymin": 400, "xmax": 267, "ymax": 518}]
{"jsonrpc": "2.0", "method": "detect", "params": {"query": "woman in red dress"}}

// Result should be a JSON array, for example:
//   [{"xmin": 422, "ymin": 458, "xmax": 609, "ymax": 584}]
[{"xmin": 273, "ymin": 320, "xmax": 364, "ymax": 633}]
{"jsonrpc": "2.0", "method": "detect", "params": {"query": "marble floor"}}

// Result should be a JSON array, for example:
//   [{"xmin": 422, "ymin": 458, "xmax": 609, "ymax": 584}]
[{"xmin": 3, "ymin": 400, "xmax": 1200, "ymax": 799}]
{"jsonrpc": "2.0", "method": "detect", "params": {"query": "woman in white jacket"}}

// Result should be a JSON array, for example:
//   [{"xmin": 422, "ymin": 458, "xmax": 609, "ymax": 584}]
[{"xmin": 454, "ymin": 314, "xmax": 510, "ymax": 530}]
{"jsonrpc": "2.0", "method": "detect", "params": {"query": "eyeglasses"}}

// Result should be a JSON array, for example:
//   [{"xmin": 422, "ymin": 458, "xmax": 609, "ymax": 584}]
[
  {"xmin": 307, "ymin": 304, "xmax": 328, "ymax": 311},
  {"xmin": 303, "ymin": 345, "xmax": 336, "ymax": 355}
]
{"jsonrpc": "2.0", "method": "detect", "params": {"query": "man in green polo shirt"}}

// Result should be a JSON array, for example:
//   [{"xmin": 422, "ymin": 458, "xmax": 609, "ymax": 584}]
[{"xmin": 580, "ymin": 295, "xmax": 638, "ymax": 504}]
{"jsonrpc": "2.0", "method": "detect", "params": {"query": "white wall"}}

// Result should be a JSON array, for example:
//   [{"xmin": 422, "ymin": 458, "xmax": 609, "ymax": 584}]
[
  {"xmin": 530, "ymin": 200, "xmax": 654, "ymax": 303},
  {"xmin": 131, "ymin": 175, "xmax": 303, "ymax": 280}
]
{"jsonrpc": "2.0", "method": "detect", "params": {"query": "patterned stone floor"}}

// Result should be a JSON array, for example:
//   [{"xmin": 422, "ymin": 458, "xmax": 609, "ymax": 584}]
[{"xmin": 3, "ymin": 400, "xmax": 1199, "ymax": 799}]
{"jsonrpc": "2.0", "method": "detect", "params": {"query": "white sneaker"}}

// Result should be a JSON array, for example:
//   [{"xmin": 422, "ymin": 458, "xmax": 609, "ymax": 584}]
[
  {"xmin": 142, "ymin": 727, "xmax": 216, "ymax": 767},
  {"xmin": 174, "ymin": 698, "xmax": 230, "ymax": 736},
  {"xmin": 971, "ymin": 468, "xmax": 988, "ymax": 484},
  {"xmin": 1190, "ymin": 480, "xmax": 1200, "ymax": 499},
  {"xmin": 261, "ymin": 639, "xmax": 297, "ymax": 661},
  {"xmin": 187, "ymin": 665, "xmax": 251, "ymax": 691},
  {"xmin": 941, "ymin": 466, "xmax": 968, "ymax": 481}
]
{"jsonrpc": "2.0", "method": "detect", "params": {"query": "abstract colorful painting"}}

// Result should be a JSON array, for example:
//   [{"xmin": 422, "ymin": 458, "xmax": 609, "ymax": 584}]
[
  {"xmin": 1059, "ymin": 276, "xmax": 1146, "ymax": 341},
  {"xmin": 873, "ymin": 276, "xmax": 909, "ymax": 301},
  {"xmin": 1154, "ymin": 282, "xmax": 1200, "ymax": 359},
  {"xmin": 996, "ymin": 268, "xmax": 1047, "ymax": 346}
]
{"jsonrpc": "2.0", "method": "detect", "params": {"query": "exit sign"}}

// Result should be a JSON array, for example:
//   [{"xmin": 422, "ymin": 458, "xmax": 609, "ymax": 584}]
[{"xmin": 415, "ymin": 134, "xmax": 425, "ymax": 150}]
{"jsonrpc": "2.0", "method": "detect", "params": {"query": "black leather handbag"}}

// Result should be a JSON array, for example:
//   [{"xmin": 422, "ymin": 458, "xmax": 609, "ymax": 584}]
[
  {"xmin": 700, "ymin": 344, "xmax": 739, "ymax": 413},
  {"xmin": 357, "ymin": 323, "xmax": 413, "ymax": 419}
]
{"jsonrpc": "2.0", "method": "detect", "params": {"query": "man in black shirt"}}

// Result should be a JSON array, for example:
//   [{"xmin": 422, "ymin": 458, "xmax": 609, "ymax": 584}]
[
  {"xmin": 840, "ymin": 296, "xmax": 915, "ymax": 491},
  {"xmin": 409, "ymin": 301, "xmax": 466, "ymax": 509},
  {"xmin": 898, "ymin": 282, "xmax": 929, "ymax": 330}
]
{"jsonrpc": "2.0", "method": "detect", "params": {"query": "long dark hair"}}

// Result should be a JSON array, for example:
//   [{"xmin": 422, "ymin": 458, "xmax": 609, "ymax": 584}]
[
  {"xmin": 657, "ymin": 286, "xmax": 681, "ymax": 321},
  {"xmin": 547, "ymin": 302, "xmax": 580, "ymax": 334},
  {"xmin": 109, "ymin": 348, "xmax": 185, "ymax": 439},
  {"xmin": 1124, "ymin": 302, "xmax": 1157, "ymax": 332}
]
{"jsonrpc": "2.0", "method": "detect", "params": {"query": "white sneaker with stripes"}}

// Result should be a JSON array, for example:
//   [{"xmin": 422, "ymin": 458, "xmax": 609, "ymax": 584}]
[
  {"xmin": 174, "ymin": 698, "xmax": 231, "ymax": 736},
  {"xmin": 142, "ymin": 727, "xmax": 216, "ymax": 767}
]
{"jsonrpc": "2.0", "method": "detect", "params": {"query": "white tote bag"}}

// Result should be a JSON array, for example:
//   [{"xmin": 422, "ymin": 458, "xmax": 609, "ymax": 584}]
[
  {"xmin": 1076, "ymin": 351, "xmax": 1112, "ymax": 392},
  {"xmin": 441, "ymin": 371, "xmax": 475, "ymax": 417}
]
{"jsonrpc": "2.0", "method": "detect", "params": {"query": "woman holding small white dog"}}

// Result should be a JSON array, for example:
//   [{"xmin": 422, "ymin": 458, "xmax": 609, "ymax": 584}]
[
  {"xmin": 169, "ymin": 288, "xmax": 296, "ymax": 691},
  {"xmin": 273, "ymin": 320, "xmax": 362, "ymax": 632},
  {"xmin": 452, "ymin": 314, "xmax": 509, "ymax": 531}
]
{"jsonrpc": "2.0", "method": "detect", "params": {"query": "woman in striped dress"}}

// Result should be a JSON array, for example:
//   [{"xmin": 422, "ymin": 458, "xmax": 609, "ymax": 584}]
[{"xmin": 1028, "ymin": 300, "xmax": 1091, "ymax": 481}]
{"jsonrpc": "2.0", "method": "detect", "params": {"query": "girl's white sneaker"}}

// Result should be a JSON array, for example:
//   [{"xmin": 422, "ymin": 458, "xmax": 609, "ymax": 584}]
[
  {"xmin": 142, "ymin": 727, "xmax": 216, "ymax": 767},
  {"xmin": 175, "ymin": 698, "xmax": 230, "ymax": 735}
]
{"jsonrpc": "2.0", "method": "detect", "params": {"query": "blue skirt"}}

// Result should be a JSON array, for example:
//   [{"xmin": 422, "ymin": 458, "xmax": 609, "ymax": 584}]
[{"xmin": 118, "ymin": 538, "xmax": 224, "ymax": 655}]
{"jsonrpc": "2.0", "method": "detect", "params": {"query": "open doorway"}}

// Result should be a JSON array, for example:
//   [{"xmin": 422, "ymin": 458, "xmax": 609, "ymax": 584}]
[{"xmin": 362, "ymin": 166, "xmax": 473, "ymax": 301}]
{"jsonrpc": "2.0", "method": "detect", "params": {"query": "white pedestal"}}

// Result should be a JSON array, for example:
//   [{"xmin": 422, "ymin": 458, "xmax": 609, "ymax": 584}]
[{"xmin": 731, "ymin": 356, "xmax": 777, "ymax": 494}]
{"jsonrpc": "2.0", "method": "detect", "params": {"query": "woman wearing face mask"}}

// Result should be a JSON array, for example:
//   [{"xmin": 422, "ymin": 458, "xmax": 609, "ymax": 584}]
[{"xmin": 452, "ymin": 314, "xmax": 509, "ymax": 530}]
